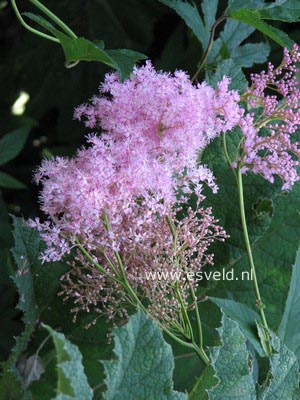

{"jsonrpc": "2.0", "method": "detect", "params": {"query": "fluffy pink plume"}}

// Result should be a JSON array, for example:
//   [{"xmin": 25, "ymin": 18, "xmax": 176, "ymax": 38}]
[{"xmin": 31, "ymin": 62, "xmax": 241, "ymax": 263}]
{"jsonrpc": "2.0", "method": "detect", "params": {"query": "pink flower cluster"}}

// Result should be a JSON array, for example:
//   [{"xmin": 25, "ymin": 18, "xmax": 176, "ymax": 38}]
[
  {"xmin": 239, "ymin": 44, "xmax": 300, "ymax": 190},
  {"xmin": 30, "ymin": 62, "xmax": 240, "ymax": 322},
  {"xmin": 31, "ymin": 62, "xmax": 240, "ymax": 263},
  {"xmin": 60, "ymin": 201, "xmax": 227, "ymax": 325},
  {"xmin": 75, "ymin": 62, "xmax": 241, "ymax": 200}
]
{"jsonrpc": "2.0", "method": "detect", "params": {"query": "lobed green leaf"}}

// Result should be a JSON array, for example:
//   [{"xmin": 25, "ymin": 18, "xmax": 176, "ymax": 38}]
[
  {"xmin": 102, "ymin": 310, "xmax": 187, "ymax": 400},
  {"xmin": 43, "ymin": 325, "xmax": 93, "ymax": 400}
]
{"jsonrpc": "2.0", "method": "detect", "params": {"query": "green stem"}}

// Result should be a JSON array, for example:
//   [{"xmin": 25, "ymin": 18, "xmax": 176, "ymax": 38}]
[
  {"xmin": 76, "ymin": 242, "xmax": 123, "ymax": 286},
  {"xmin": 192, "ymin": 14, "xmax": 227, "ymax": 82},
  {"xmin": 237, "ymin": 167, "xmax": 272, "ymax": 354},
  {"xmin": 166, "ymin": 216, "xmax": 209, "ymax": 362},
  {"xmin": 114, "ymin": 248, "xmax": 210, "ymax": 365},
  {"xmin": 193, "ymin": 343, "xmax": 210, "ymax": 366},
  {"xmin": 174, "ymin": 285, "xmax": 194, "ymax": 341},
  {"xmin": 222, "ymin": 132, "xmax": 237, "ymax": 179},
  {"xmin": 190, "ymin": 284, "xmax": 203, "ymax": 348},
  {"xmin": 30, "ymin": 0, "xmax": 77, "ymax": 38},
  {"xmin": 11, "ymin": 0, "xmax": 59, "ymax": 42}
]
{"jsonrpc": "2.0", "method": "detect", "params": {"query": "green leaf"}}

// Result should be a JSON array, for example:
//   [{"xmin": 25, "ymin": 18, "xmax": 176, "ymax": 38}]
[
  {"xmin": 24, "ymin": 13, "xmax": 146, "ymax": 80},
  {"xmin": 202, "ymin": 132, "xmax": 300, "ymax": 329},
  {"xmin": 254, "ymin": 0, "xmax": 300, "ymax": 23},
  {"xmin": 11, "ymin": 216, "xmax": 40, "ymax": 326},
  {"xmin": 258, "ymin": 332, "xmax": 300, "ymax": 399},
  {"xmin": 230, "ymin": 42, "xmax": 270, "ymax": 68},
  {"xmin": 158, "ymin": 0, "xmax": 206, "ymax": 47},
  {"xmin": 202, "ymin": 0, "xmax": 218, "ymax": 34},
  {"xmin": 209, "ymin": 297, "xmax": 263, "ymax": 356},
  {"xmin": 205, "ymin": 314, "xmax": 300, "ymax": 399},
  {"xmin": 212, "ymin": 20, "xmax": 270, "ymax": 68},
  {"xmin": 0, "ymin": 325, "xmax": 34, "ymax": 400},
  {"xmin": 105, "ymin": 49, "xmax": 147, "ymax": 80},
  {"xmin": 206, "ymin": 59, "xmax": 248, "ymax": 93},
  {"xmin": 0, "ymin": 126, "xmax": 31, "ymax": 166},
  {"xmin": 229, "ymin": 9, "xmax": 294, "ymax": 49},
  {"xmin": 158, "ymin": 0, "xmax": 217, "ymax": 49},
  {"xmin": 207, "ymin": 313, "xmax": 256, "ymax": 400},
  {"xmin": 161, "ymin": 1, "xmax": 270, "ymax": 69},
  {"xmin": 0, "ymin": 172, "xmax": 26, "ymax": 190},
  {"xmin": 227, "ymin": 0, "xmax": 265, "ymax": 12},
  {"xmin": 8, "ymin": 217, "xmax": 112, "ymax": 399},
  {"xmin": 102, "ymin": 310, "xmax": 187, "ymax": 400},
  {"xmin": 43, "ymin": 325, "xmax": 93, "ymax": 400},
  {"xmin": 278, "ymin": 247, "xmax": 300, "ymax": 360},
  {"xmin": 207, "ymin": 18, "xmax": 270, "ymax": 68},
  {"xmin": 1, "ymin": 217, "xmax": 66, "ymax": 398},
  {"xmin": 220, "ymin": 19, "xmax": 255, "ymax": 50},
  {"xmin": 189, "ymin": 366, "xmax": 217, "ymax": 400}
]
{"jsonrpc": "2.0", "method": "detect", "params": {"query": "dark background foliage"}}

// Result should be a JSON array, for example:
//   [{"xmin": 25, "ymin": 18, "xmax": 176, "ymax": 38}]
[{"xmin": 0, "ymin": 0, "xmax": 299, "ymax": 379}]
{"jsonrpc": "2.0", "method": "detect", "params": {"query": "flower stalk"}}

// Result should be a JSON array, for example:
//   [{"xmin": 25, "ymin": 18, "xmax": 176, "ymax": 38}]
[{"xmin": 236, "ymin": 166, "xmax": 272, "ymax": 355}]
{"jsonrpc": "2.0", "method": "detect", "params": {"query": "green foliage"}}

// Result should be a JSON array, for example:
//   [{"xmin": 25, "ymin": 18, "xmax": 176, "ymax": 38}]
[
  {"xmin": 0, "ymin": 326, "xmax": 33, "ymax": 400},
  {"xmin": 207, "ymin": 313, "xmax": 300, "ymax": 399},
  {"xmin": 11, "ymin": 216, "xmax": 41, "ymax": 325},
  {"xmin": 209, "ymin": 297, "xmax": 263, "ymax": 356},
  {"xmin": 229, "ymin": 9, "xmax": 294, "ymax": 48},
  {"xmin": 24, "ymin": 12, "xmax": 146, "ymax": 80},
  {"xmin": 0, "ymin": 216, "xmax": 59, "ymax": 399},
  {"xmin": 229, "ymin": 0, "xmax": 300, "ymax": 23},
  {"xmin": 159, "ymin": 0, "xmax": 298, "ymax": 73},
  {"xmin": 206, "ymin": 59, "xmax": 248, "ymax": 92},
  {"xmin": 1, "ymin": 217, "xmax": 112, "ymax": 399},
  {"xmin": 0, "ymin": 125, "xmax": 32, "ymax": 190},
  {"xmin": 278, "ymin": 248, "xmax": 300, "ymax": 360},
  {"xmin": 189, "ymin": 366, "xmax": 217, "ymax": 400},
  {"xmin": 258, "ymin": 332, "xmax": 300, "ymax": 399},
  {"xmin": 102, "ymin": 310, "xmax": 187, "ymax": 400},
  {"xmin": 208, "ymin": 314, "xmax": 256, "ymax": 399},
  {"xmin": 0, "ymin": 172, "xmax": 26, "ymax": 189},
  {"xmin": 43, "ymin": 325, "xmax": 93, "ymax": 400},
  {"xmin": 202, "ymin": 133, "xmax": 300, "ymax": 329},
  {"xmin": 221, "ymin": 25, "xmax": 269, "ymax": 67},
  {"xmin": 0, "ymin": 126, "xmax": 31, "ymax": 166},
  {"xmin": 158, "ymin": 0, "xmax": 217, "ymax": 50},
  {"xmin": 3, "ymin": 0, "xmax": 300, "ymax": 398}
]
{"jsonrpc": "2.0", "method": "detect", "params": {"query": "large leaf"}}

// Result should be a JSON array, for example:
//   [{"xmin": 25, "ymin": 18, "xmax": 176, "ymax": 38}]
[
  {"xmin": 206, "ymin": 314, "xmax": 300, "ymax": 399},
  {"xmin": 11, "ymin": 216, "xmax": 41, "ymax": 326},
  {"xmin": 0, "ymin": 217, "xmax": 61, "ymax": 399},
  {"xmin": 0, "ymin": 326, "xmax": 33, "ymax": 400},
  {"xmin": 229, "ymin": 8, "xmax": 294, "ymax": 49},
  {"xmin": 209, "ymin": 297, "xmax": 263, "ymax": 356},
  {"xmin": 102, "ymin": 310, "xmax": 187, "ymax": 400},
  {"xmin": 0, "ymin": 126, "xmax": 31, "ymax": 166},
  {"xmin": 201, "ymin": 132, "xmax": 300, "ymax": 329},
  {"xmin": 242, "ymin": 0, "xmax": 300, "ymax": 23},
  {"xmin": 43, "ymin": 325, "xmax": 93, "ymax": 400},
  {"xmin": 206, "ymin": 59, "xmax": 248, "ymax": 93},
  {"xmin": 278, "ymin": 248, "xmax": 300, "ymax": 360},
  {"xmin": 189, "ymin": 366, "xmax": 217, "ymax": 400},
  {"xmin": 24, "ymin": 13, "xmax": 146, "ymax": 80},
  {"xmin": 159, "ymin": 0, "xmax": 270, "ymax": 69},
  {"xmin": 207, "ymin": 313, "xmax": 256, "ymax": 399},
  {"xmin": 217, "ymin": 20, "xmax": 270, "ymax": 68},
  {"xmin": 158, "ymin": 0, "xmax": 205, "ymax": 47},
  {"xmin": 258, "ymin": 332, "xmax": 300, "ymax": 399},
  {"xmin": 6, "ymin": 218, "xmax": 112, "ymax": 399},
  {"xmin": 158, "ymin": 0, "xmax": 217, "ymax": 49}
]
